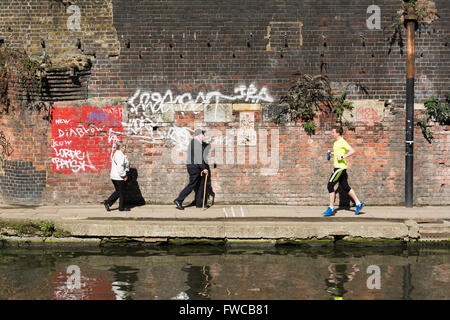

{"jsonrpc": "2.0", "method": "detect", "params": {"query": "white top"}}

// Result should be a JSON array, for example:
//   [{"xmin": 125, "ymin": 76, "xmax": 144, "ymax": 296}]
[{"xmin": 110, "ymin": 150, "xmax": 129, "ymax": 180}]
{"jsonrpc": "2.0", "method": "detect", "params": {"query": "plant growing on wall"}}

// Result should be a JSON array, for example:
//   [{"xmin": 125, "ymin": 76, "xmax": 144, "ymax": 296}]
[
  {"xmin": 391, "ymin": 0, "xmax": 439, "ymax": 29},
  {"xmin": 388, "ymin": 0, "xmax": 439, "ymax": 55},
  {"xmin": 275, "ymin": 74, "xmax": 355, "ymax": 134},
  {"xmin": 0, "ymin": 47, "xmax": 49, "ymax": 114},
  {"xmin": 329, "ymin": 90, "xmax": 355, "ymax": 131},
  {"xmin": 417, "ymin": 94, "xmax": 450, "ymax": 142},
  {"xmin": 278, "ymin": 74, "xmax": 331, "ymax": 134}
]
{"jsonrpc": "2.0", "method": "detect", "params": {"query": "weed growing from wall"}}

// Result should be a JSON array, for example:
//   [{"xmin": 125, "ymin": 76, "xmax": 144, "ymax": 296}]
[
  {"xmin": 417, "ymin": 94, "xmax": 450, "ymax": 142},
  {"xmin": 274, "ymin": 74, "xmax": 355, "ymax": 134}
]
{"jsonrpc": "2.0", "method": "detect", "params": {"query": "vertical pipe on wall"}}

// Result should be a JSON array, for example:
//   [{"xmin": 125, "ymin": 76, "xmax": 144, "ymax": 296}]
[{"xmin": 405, "ymin": 6, "xmax": 416, "ymax": 208}]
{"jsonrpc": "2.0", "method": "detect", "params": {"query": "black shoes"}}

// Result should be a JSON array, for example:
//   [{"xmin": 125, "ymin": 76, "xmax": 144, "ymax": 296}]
[
  {"xmin": 174, "ymin": 199, "xmax": 212, "ymax": 210},
  {"xmin": 174, "ymin": 200, "xmax": 184, "ymax": 210},
  {"xmin": 105, "ymin": 200, "xmax": 130, "ymax": 212},
  {"xmin": 103, "ymin": 200, "xmax": 111, "ymax": 212}
]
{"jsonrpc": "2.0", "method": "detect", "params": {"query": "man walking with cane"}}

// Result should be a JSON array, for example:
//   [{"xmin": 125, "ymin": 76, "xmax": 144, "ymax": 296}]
[
  {"xmin": 323, "ymin": 126, "xmax": 365, "ymax": 216},
  {"xmin": 174, "ymin": 129, "xmax": 209, "ymax": 210}
]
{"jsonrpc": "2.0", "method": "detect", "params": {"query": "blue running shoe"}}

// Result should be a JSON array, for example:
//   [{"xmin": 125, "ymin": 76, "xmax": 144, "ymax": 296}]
[
  {"xmin": 323, "ymin": 207, "xmax": 335, "ymax": 216},
  {"xmin": 355, "ymin": 202, "xmax": 365, "ymax": 215}
]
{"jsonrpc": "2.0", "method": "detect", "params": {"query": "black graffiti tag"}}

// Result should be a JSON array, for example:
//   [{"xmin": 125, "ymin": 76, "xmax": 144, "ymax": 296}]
[{"xmin": 0, "ymin": 131, "xmax": 13, "ymax": 162}]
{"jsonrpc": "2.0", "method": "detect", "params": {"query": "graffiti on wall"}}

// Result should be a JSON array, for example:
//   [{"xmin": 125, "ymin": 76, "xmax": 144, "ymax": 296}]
[
  {"xmin": 128, "ymin": 84, "xmax": 273, "ymax": 116},
  {"xmin": 51, "ymin": 84, "xmax": 275, "ymax": 174},
  {"xmin": 123, "ymin": 84, "xmax": 274, "ymax": 149},
  {"xmin": 354, "ymin": 106, "xmax": 382, "ymax": 121},
  {"xmin": 0, "ymin": 131, "xmax": 13, "ymax": 162},
  {"xmin": 51, "ymin": 106, "xmax": 123, "ymax": 174},
  {"xmin": 343, "ymin": 100, "xmax": 385, "ymax": 123}
]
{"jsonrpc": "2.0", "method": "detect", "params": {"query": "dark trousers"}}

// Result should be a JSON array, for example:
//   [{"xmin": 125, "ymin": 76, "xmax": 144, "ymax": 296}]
[
  {"xmin": 175, "ymin": 166, "xmax": 205, "ymax": 206},
  {"xmin": 327, "ymin": 168, "xmax": 351, "ymax": 194},
  {"xmin": 106, "ymin": 179, "xmax": 127, "ymax": 210}
]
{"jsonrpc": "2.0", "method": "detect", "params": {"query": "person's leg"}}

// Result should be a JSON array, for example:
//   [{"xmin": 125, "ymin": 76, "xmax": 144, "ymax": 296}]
[
  {"xmin": 348, "ymin": 189, "xmax": 360, "ymax": 204},
  {"xmin": 329, "ymin": 191, "xmax": 336, "ymax": 208},
  {"xmin": 327, "ymin": 169, "xmax": 343, "ymax": 207},
  {"xmin": 340, "ymin": 171, "xmax": 364, "ymax": 214},
  {"xmin": 106, "ymin": 180, "xmax": 120, "ymax": 206},
  {"xmin": 118, "ymin": 180, "xmax": 127, "ymax": 211},
  {"xmin": 340, "ymin": 171, "xmax": 360, "ymax": 205},
  {"xmin": 175, "ymin": 167, "xmax": 201, "ymax": 204},
  {"xmin": 185, "ymin": 178, "xmax": 201, "ymax": 207}
]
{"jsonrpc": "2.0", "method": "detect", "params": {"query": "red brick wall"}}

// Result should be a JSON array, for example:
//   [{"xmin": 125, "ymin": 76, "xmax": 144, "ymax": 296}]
[{"xmin": 0, "ymin": 0, "xmax": 449, "ymax": 206}]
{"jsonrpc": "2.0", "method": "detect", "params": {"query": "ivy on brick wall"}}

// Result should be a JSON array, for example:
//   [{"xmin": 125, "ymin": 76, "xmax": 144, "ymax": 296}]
[
  {"xmin": 274, "ymin": 74, "xmax": 354, "ymax": 135},
  {"xmin": 417, "ymin": 94, "xmax": 450, "ymax": 142}
]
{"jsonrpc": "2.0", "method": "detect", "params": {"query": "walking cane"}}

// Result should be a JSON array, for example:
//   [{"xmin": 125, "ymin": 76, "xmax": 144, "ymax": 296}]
[{"xmin": 201, "ymin": 171, "xmax": 208, "ymax": 210}]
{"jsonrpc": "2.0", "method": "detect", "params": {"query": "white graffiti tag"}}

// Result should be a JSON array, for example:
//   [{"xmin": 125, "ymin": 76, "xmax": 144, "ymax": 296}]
[
  {"xmin": 128, "ymin": 84, "xmax": 274, "ymax": 118},
  {"xmin": 52, "ymin": 148, "xmax": 96, "ymax": 173},
  {"xmin": 123, "ymin": 84, "xmax": 274, "ymax": 148}
]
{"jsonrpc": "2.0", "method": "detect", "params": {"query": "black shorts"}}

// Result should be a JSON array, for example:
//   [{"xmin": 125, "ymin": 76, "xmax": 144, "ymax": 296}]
[{"xmin": 327, "ymin": 168, "xmax": 351, "ymax": 193}]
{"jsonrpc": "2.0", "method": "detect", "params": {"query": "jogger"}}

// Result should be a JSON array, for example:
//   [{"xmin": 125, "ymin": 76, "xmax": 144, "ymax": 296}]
[{"xmin": 323, "ymin": 127, "xmax": 364, "ymax": 216}]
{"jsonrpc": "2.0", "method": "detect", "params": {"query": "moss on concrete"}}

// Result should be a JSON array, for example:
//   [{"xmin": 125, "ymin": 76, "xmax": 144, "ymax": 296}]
[
  {"xmin": 276, "ymin": 237, "xmax": 334, "ymax": 246},
  {"xmin": 226, "ymin": 239, "xmax": 277, "ymax": 247},
  {"xmin": 415, "ymin": 238, "xmax": 450, "ymax": 244},
  {"xmin": 0, "ymin": 218, "xmax": 71, "ymax": 238},
  {"xmin": 0, "ymin": 236, "xmax": 102, "ymax": 248},
  {"xmin": 168, "ymin": 238, "xmax": 226, "ymax": 246},
  {"xmin": 336, "ymin": 237, "xmax": 405, "ymax": 246}
]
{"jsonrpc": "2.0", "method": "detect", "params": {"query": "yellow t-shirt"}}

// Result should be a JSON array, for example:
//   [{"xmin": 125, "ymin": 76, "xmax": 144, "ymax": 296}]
[{"xmin": 333, "ymin": 138, "xmax": 351, "ymax": 169}]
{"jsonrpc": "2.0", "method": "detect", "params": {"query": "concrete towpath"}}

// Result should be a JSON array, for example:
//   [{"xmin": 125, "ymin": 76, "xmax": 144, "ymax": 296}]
[{"xmin": 0, "ymin": 204, "xmax": 449, "ymax": 242}]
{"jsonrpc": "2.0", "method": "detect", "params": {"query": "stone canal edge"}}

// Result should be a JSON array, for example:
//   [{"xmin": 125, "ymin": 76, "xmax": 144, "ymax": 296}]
[{"xmin": 1, "ymin": 216, "xmax": 449, "ymax": 248}]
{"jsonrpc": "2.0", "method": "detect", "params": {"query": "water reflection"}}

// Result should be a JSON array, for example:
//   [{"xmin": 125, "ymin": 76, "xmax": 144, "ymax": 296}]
[
  {"xmin": 325, "ymin": 264, "xmax": 359, "ymax": 299},
  {"xmin": 182, "ymin": 265, "xmax": 212, "ymax": 300},
  {"xmin": 402, "ymin": 264, "xmax": 414, "ymax": 300},
  {"xmin": 109, "ymin": 265, "xmax": 139, "ymax": 300},
  {"xmin": 0, "ymin": 246, "xmax": 448, "ymax": 300}
]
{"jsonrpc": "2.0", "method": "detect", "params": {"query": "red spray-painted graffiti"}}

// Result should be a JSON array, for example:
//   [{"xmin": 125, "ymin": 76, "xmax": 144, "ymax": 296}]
[
  {"xmin": 51, "ymin": 106, "xmax": 123, "ymax": 174},
  {"xmin": 355, "ymin": 107, "xmax": 382, "ymax": 121}
]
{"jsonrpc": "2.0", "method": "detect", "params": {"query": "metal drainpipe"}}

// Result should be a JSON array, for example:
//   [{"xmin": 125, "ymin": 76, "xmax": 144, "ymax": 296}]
[{"xmin": 405, "ymin": 6, "xmax": 417, "ymax": 208}]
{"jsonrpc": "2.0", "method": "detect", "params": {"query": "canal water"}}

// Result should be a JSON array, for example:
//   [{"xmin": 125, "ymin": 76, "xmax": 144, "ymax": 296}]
[{"xmin": 0, "ymin": 245, "xmax": 448, "ymax": 300}]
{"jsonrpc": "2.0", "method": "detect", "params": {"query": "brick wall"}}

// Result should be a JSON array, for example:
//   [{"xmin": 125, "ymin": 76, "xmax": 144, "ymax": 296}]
[{"xmin": 0, "ymin": 0, "xmax": 449, "ymax": 206}]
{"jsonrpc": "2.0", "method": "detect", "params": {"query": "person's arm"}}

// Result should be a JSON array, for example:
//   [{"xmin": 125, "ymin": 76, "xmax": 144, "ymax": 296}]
[
  {"xmin": 338, "ymin": 145, "xmax": 355, "ymax": 161},
  {"xmin": 201, "ymin": 142, "xmax": 210, "ymax": 173}
]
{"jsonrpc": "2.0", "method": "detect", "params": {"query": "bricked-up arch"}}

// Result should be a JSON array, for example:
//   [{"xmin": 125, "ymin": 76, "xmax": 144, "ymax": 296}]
[
  {"xmin": 41, "ymin": 54, "xmax": 92, "ymax": 101},
  {"xmin": 0, "ymin": 160, "xmax": 46, "ymax": 205}
]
